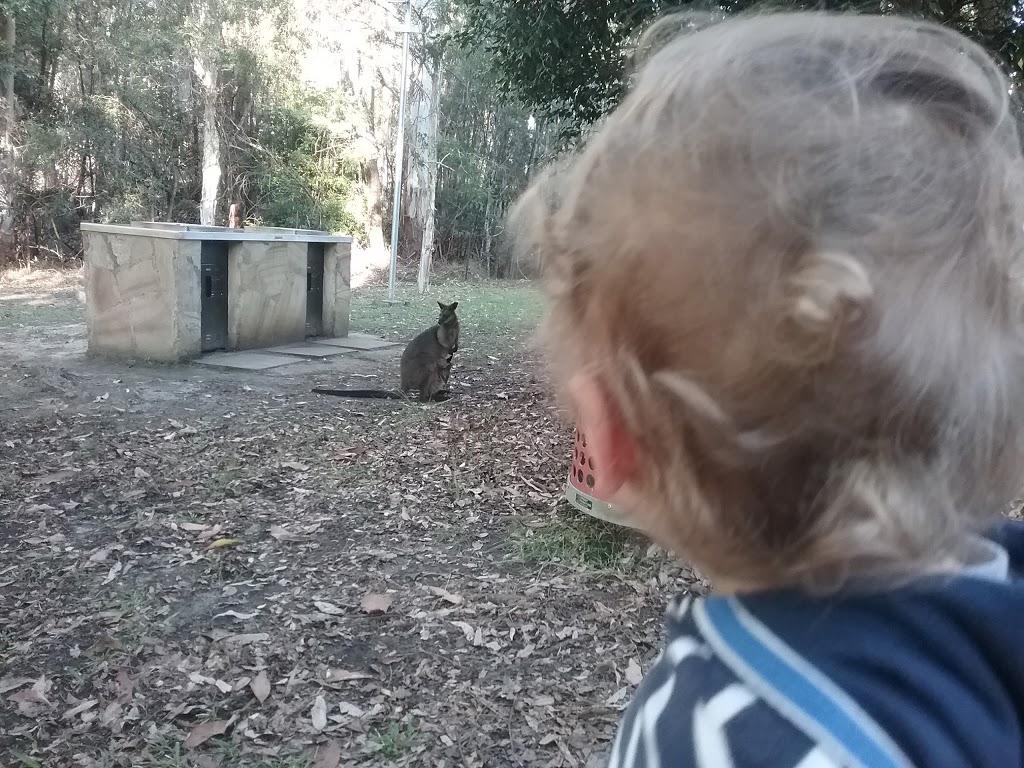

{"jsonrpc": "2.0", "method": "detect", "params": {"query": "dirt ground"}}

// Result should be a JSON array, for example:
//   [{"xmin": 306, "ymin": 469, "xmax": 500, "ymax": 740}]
[{"xmin": 0, "ymin": 268, "xmax": 704, "ymax": 768}]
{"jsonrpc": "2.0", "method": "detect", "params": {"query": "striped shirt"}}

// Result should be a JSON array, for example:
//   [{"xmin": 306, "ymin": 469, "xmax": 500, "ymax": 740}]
[
  {"xmin": 606, "ymin": 533, "xmax": 1019, "ymax": 768},
  {"xmin": 607, "ymin": 596, "xmax": 844, "ymax": 768}
]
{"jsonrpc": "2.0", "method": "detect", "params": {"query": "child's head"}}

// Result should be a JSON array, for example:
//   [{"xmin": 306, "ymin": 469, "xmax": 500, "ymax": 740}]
[{"xmin": 513, "ymin": 12, "xmax": 1024, "ymax": 592}]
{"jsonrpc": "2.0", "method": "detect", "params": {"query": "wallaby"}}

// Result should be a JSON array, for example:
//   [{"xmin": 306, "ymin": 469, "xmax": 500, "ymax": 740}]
[{"xmin": 312, "ymin": 302, "xmax": 460, "ymax": 402}]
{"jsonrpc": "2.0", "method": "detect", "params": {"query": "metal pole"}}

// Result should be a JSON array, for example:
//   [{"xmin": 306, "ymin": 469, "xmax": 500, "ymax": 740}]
[{"xmin": 388, "ymin": 0, "xmax": 412, "ymax": 301}]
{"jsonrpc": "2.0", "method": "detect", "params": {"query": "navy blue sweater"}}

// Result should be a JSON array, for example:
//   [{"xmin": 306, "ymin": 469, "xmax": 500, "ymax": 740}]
[{"xmin": 607, "ymin": 520, "xmax": 1024, "ymax": 768}]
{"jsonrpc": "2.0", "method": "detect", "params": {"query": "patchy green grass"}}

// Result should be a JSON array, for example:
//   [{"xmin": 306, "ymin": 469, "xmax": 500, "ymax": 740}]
[
  {"xmin": 510, "ymin": 509, "xmax": 651, "ymax": 571},
  {"xmin": 208, "ymin": 738, "xmax": 314, "ymax": 768},
  {"xmin": 371, "ymin": 716, "xmax": 419, "ymax": 760},
  {"xmin": 350, "ymin": 276, "xmax": 545, "ymax": 359},
  {"xmin": 9, "ymin": 750, "xmax": 43, "ymax": 768},
  {"xmin": 0, "ymin": 266, "xmax": 84, "ymax": 329},
  {"xmin": 88, "ymin": 733, "xmax": 315, "ymax": 768},
  {"xmin": 204, "ymin": 466, "xmax": 243, "ymax": 500}
]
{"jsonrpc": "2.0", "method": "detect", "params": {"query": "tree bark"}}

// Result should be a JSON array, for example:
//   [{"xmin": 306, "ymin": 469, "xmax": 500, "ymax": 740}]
[
  {"xmin": 194, "ymin": 54, "xmax": 221, "ymax": 226},
  {"xmin": 406, "ymin": 0, "xmax": 442, "ymax": 293},
  {"xmin": 413, "ymin": 57, "xmax": 440, "ymax": 293},
  {"xmin": 0, "ymin": 13, "xmax": 15, "ymax": 261},
  {"xmin": 361, "ymin": 154, "xmax": 387, "ymax": 255}
]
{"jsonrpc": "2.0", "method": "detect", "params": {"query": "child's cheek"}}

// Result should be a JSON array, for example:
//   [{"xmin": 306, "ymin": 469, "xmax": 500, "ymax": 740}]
[{"xmin": 612, "ymin": 484, "xmax": 661, "ymax": 536}]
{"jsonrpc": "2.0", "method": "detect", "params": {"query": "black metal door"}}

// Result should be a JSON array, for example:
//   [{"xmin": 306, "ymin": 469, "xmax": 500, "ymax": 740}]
[
  {"xmin": 306, "ymin": 243, "xmax": 325, "ymax": 337},
  {"xmin": 200, "ymin": 242, "xmax": 229, "ymax": 352}
]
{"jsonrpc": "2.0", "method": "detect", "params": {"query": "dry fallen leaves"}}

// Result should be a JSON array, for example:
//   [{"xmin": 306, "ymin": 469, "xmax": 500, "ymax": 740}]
[
  {"xmin": 625, "ymin": 658, "xmax": 643, "ymax": 687},
  {"xmin": 8, "ymin": 676, "xmax": 53, "ymax": 718},
  {"xmin": 250, "ymin": 671, "xmax": 271, "ymax": 703},
  {"xmin": 312, "ymin": 739, "xmax": 342, "ymax": 768},
  {"xmin": 184, "ymin": 718, "xmax": 232, "ymax": 749},
  {"xmin": 311, "ymin": 695, "xmax": 328, "ymax": 732},
  {"xmin": 427, "ymin": 585, "xmax": 464, "ymax": 605},
  {"xmin": 62, "ymin": 698, "xmax": 98, "ymax": 720},
  {"xmin": 221, "ymin": 632, "xmax": 269, "ymax": 647},
  {"xmin": 270, "ymin": 524, "xmax": 301, "ymax": 542},
  {"xmin": 206, "ymin": 538, "xmax": 243, "ymax": 550},
  {"xmin": 0, "ymin": 319, "xmax": 696, "ymax": 768},
  {"xmin": 359, "ymin": 592, "xmax": 393, "ymax": 614},
  {"xmin": 0, "ymin": 677, "xmax": 34, "ymax": 695},
  {"xmin": 313, "ymin": 600, "xmax": 345, "ymax": 616},
  {"xmin": 325, "ymin": 668, "xmax": 373, "ymax": 683}
]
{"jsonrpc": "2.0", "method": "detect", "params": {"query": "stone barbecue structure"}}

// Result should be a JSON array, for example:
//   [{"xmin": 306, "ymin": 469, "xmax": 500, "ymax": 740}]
[{"xmin": 81, "ymin": 222, "xmax": 352, "ymax": 363}]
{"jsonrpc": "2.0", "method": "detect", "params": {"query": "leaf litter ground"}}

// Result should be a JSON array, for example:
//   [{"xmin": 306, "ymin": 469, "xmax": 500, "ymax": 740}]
[{"xmin": 0, "ymin": 269, "xmax": 708, "ymax": 768}]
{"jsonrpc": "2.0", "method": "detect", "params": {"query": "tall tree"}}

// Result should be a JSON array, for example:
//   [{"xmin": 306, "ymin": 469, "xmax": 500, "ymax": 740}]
[
  {"xmin": 1, "ymin": 0, "xmax": 548, "ymax": 276},
  {"xmin": 296, "ymin": 0, "xmax": 407, "ymax": 267},
  {"xmin": 192, "ymin": 3, "xmax": 223, "ymax": 226},
  {"xmin": 0, "ymin": 10, "xmax": 15, "ymax": 260},
  {"xmin": 406, "ymin": 0, "xmax": 446, "ymax": 292},
  {"xmin": 454, "ymin": 0, "xmax": 1024, "ymax": 141}
]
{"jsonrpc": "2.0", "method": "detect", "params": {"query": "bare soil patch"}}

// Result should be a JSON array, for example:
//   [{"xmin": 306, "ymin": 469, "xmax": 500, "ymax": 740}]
[{"xmin": 0, "ymin": 269, "xmax": 703, "ymax": 767}]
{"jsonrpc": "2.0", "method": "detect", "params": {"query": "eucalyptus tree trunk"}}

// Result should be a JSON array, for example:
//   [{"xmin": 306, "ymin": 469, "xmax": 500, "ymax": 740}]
[
  {"xmin": 194, "ymin": 54, "xmax": 221, "ymax": 226},
  {"xmin": 413, "ymin": 58, "xmax": 440, "ymax": 292},
  {"xmin": 405, "ymin": 0, "xmax": 443, "ymax": 293},
  {"xmin": 193, "ymin": 2, "xmax": 221, "ymax": 226},
  {"xmin": 0, "ymin": 13, "xmax": 16, "ymax": 258}
]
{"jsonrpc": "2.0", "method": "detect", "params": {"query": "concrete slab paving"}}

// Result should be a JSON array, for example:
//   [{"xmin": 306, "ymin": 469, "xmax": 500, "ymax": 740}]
[
  {"xmin": 315, "ymin": 335, "xmax": 399, "ymax": 350},
  {"xmin": 348, "ymin": 347, "xmax": 404, "ymax": 363},
  {"xmin": 263, "ymin": 343, "xmax": 354, "ymax": 358},
  {"xmin": 195, "ymin": 351, "xmax": 299, "ymax": 370}
]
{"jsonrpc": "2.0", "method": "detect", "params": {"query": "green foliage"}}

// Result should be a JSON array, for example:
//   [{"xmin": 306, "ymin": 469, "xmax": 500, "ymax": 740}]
[
  {"xmin": 3, "ymin": 0, "xmax": 560, "ymax": 272},
  {"xmin": 432, "ymin": 41, "xmax": 558, "ymax": 273},
  {"xmin": 243, "ymin": 95, "xmax": 361, "ymax": 235},
  {"xmin": 454, "ymin": 0, "xmax": 1024, "ymax": 141},
  {"xmin": 4, "ymin": 0, "xmax": 364, "ymax": 266},
  {"xmin": 452, "ymin": 0, "xmax": 674, "ymax": 140}
]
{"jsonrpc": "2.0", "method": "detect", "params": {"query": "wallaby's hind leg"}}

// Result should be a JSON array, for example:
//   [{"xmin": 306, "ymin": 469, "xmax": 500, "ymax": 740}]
[
  {"xmin": 413, "ymin": 368, "xmax": 451, "ymax": 402},
  {"xmin": 417, "ymin": 386, "xmax": 450, "ymax": 402},
  {"xmin": 417, "ymin": 388, "xmax": 449, "ymax": 402}
]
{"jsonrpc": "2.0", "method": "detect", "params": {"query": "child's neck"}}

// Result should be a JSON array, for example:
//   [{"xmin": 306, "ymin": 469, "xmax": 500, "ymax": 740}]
[{"xmin": 707, "ymin": 534, "xmax": 1010, "ymax": 596}]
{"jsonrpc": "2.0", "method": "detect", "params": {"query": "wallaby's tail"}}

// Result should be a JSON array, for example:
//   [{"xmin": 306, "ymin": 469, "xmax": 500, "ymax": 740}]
[{"xmin": 311, "ymin": 388, "xmax": 407, "ymax": 400}]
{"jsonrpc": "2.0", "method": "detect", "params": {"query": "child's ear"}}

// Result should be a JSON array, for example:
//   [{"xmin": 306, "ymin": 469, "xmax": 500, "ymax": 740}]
[{"xmin": 568, "ymin": 374, "xmax": 638, "ymax": 499}]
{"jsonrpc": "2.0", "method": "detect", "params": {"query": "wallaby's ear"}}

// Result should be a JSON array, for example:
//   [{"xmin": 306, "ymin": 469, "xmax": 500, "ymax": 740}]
[
  {"xmin": 437, "ymin": 301, "xmax": 445, "ymax": 311},
  {"xmin": 448, "ymin": 301, "xmax": 458, "ymax": 311}
]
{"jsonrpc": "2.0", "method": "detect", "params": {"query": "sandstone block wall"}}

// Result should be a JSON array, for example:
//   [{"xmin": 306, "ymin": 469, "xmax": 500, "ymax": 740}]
[
  {"xmin": 82, "ymin": 224, "xmax": 353, "ymax": 362},
  {"xmin": 83, "ymin": 231, "xmax": 202, "ymax": 362},
  {"xmin": 227, "ymin": 241, "xmax": 307, "ymax": 349},
  {"xmin": 322, "ymin": 241, "xmax": 352, "ymax": 338}
]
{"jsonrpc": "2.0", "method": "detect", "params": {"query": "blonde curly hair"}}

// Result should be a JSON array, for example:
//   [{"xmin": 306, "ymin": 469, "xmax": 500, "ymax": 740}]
[{"xmin": 512, "ymin": 11, "xmax": 1024, "ymax": 591}]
